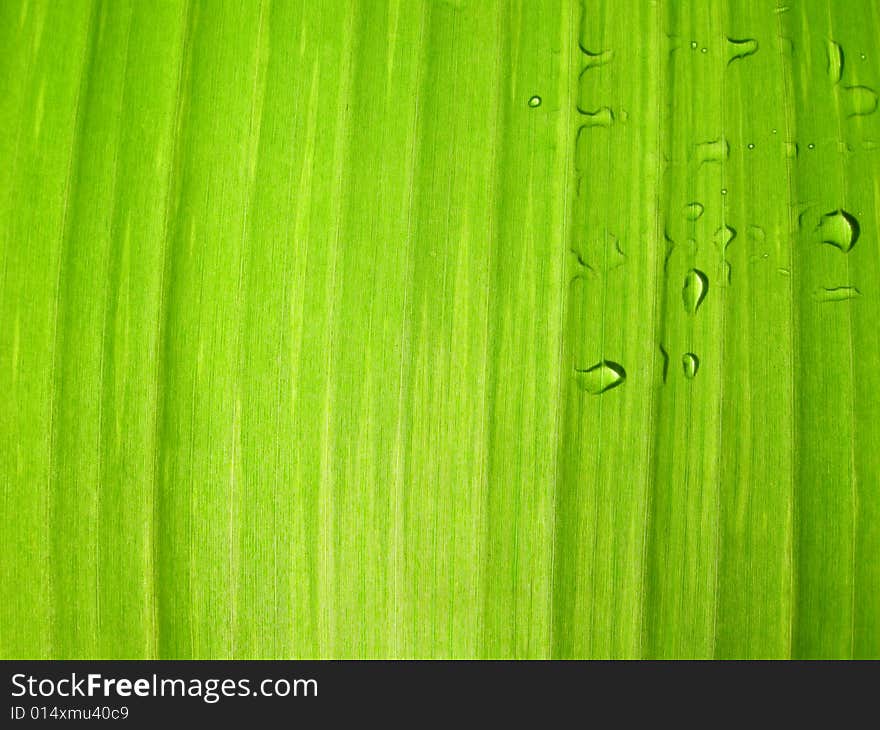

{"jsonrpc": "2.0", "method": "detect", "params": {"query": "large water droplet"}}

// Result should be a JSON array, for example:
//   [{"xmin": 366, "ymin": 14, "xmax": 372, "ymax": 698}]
[
  {"xmin": 682, "ymin": 353, "xmax": 700, "ymax": 379},
  {"xmin": 813, "ymin": 285, "xmax": 861, "ymax": 302},
  {"xmin": 842, "ymin": 85, "xmax": 879, "ymax": 117},
  {"xmin": 575, "ymin": 360, "xmax": 627, "ymax": 394},
  {"xmin": 577, "ymin": 105, "xmax": 614, "ymax": 126},
  {"xmin": 696, "ymin": 136, "xmax": 730, "ymax": 165},
  {"xmin": 726, "ymin": 37, "xmax": 758, "ymax": 65},
  {"xmin": 684, "ymin": 202, "xmax": 704, "ymax": 221},
  {"xmin": 827, "ymin": 40, "xmax": 844, "ymax": 84},
  {"xmin": 816, "ymin": 209, "xmax": 860, "ymax": 251},
  {"xmin": 683, "ymin": 269, "xmax": 709, "ymax": 314},
  {"xmin": 659, "ymin": 344, "xmax": 670, "ymax": 383}
]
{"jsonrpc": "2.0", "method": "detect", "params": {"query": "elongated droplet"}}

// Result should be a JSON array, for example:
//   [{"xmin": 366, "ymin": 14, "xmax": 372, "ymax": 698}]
[
  {"xmin": 580, "ymin": 47, "xmax": 614, "ymax": 69},
  {"xmin": 817, "ymin": 209, "xmax": 860, "ymax": 251},
  {"xmin": 684, "ymin": 202, "xmax": 704, "ymax": 220},
  {"xmin": 827, "ymin": 40, "xmax": 844, "ymax": 84},
  {"xmin": 682, "ymin": 353, "xmax": 700, "ymax": 379},
  {"xmin": 842, "ymin": 85, "xmax": 879, "ymax": 117},
  {"xmin": 726, "ymin": 37, "xmax": 758, "ymax": 64},
  {"xmin": 696, "ymin": 136, "xmax": 730, "ymax": 165},
  {"xmin": 575, "ymin": 360, "xmax": 626, "ymax": 394},
  {"xmin": 783, "ymin": 141, "xmax": 799, "ymax": 158},
  {"xmin": 659, "ymin": 344, "xmax": 670, "ymax": 383},
  {"xmin": 813, "ymin": 286, "xmax": 861, "ymax": 302},
  {"xmin": 715, "ymin": 224, "xmax": 737, "ymax": 251},
  {"xmin": 682, "ymin": 268, "xmax": 709, "ymax": 313},
  {"xmin": 577, "ymin": 105, "xmax": 614, "ymax": 127}
]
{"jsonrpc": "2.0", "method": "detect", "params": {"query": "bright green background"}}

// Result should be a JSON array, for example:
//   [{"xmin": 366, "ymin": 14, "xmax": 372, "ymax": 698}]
[{"xmin": 1, "ymin": 0, "xmax": 879, "ymax": 658}]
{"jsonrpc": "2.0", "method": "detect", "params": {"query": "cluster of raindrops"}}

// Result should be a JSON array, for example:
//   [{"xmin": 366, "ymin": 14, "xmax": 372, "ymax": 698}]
[{"xmin": 568, "ymin": 24, "xmax": 873, "ymax": 395}]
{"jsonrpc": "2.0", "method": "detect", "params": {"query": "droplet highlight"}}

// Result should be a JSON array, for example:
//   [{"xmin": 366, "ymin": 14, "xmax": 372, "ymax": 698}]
[
  {"xmin": 816, "ymin": 209, "xmax": 860, "ymax": 252},
  {"xmin": 683, "ymin": 269, "xmax": 709, "ymax": 314},
  {"xmin": 682, "ymin": 353, "xmax": 700, "ymax": 379},
  {"xmin": 575, "ymin": 360, "xmax": 627, "ymax": 394}
]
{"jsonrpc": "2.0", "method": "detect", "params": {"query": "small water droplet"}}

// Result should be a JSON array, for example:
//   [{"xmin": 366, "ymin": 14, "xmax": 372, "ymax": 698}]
[
  {"xmin": 528, "ymin": 95, "xmax": 542, "ymax": 108},
  {"xmin": 827, "ymin": 40, "xmax": 844, "ymax": 84},
  {"xmin": 747, "ymin": 143, "xmax": 755, "ymax": 149},
  {"xmin": 580, "ymin": 47, "xmax": 614, "ymax": 69},
  {"xmin": 696, "ymin": 137, "xmax": 730, "ymax": 165},
  {"xmin": 684, "ymin": 202, "xmax": 705, "ymax": 220},
  {"xmin": 808, "ymin": 143, "xmax": 815, "ymax": 150},
  {"xmin": 784, "ymin": 141, "xmax": 799, "ymax": 158},
  {"xmin": 683, "ymin": 269, "xmax": 709, "ymax": 314},
  {"xmin": 777, "ymin": 267, "xmax": 791, "ymax": 276},
  {"xmin": 721, "ymin": 188, "xmax": 728, "ymax": 195},
  {"xmin": 813, "ymin": 285, "xmax": 861, "ymax": 302},
  {"xmin": 577, "ymin": 106, "xmax": 614, "ymax": 127},
  {"xmin": 842, "ymin": 85, "xmax": 879, "ymax": 117},
  {"xmin": 861, "ymin": 53, "xmax": 867, "ymax": 61},
  {"xmin": 774, "ymin": 5, "xmax": 790, "ymax": 13},
  {"xmin": 726, "ymin": 37, "xmax": 758, "ymax": 64},
  {"xmin": 575, "ymin": 360, "xmax": 627, "ymax": 394},
  {"xmin": 682, "ymin": 353, "xmax": 700, "ymax": 379},
  {"xmin": 691, "ymin": 41, "xmax": 698, "ymax": 49},
  {"xmin": 771, "ymin": 128, "xmax": 778, "ymax": 134},
  {"xmin": 816, "ymin": 209, "xmax": 860, "ymax": 251},
  {"xmin": 701, "ymin": 47, "xmax": 708, "ymax": 54}
]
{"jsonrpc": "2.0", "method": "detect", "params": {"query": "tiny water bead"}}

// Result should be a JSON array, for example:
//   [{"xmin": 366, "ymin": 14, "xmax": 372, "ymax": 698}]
[
  {"xmin": 721, "ymin": 188, "xmax": 728, "ymax": 195},
  {"xmin": 748, "ymin": 143, "xmax": 755, "ymax": 149},
  {"xmin": 682, "ymin": 353, "xmax": 700, "ymax": 379},
  {"xmin": 691, "ymin": 41, "xmax": 698, "ymax": 49},
  {"xmin": 683, "ymin": 268, "xmax": 709, "ymax": 314},
  {"xmin": 701, "ymin": 47, "xmax": 708, "ymax": 54},
  {"xmin": 575, "ymin": 360, "xmax": 627, "ymax": 394},
  {"xmin": 808, "ymin": 143, "xmax": 815, "ymax": 149},
  {"xmin": 528, "ymin": 95, "xmax": 542, "ymax": 108},
  {"xmin": 816, "ymin": 209, "xmax": 860, "ymax": 252}
]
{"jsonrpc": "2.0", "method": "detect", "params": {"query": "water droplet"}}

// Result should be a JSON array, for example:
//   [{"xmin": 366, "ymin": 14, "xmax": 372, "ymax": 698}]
[
  {"xmin": 808, "ymin": 143, "xmax": 815, "ymax": 150},
  {"xmin": 816, "ymin": 209, "xmax": 860, "ymax": 251},
  {"xmin": 777, "ymin": 267, "xmax": 791, "ymax": 276},
  {"xmin": 774, "ymin": 5, "xmax": 790, "ymax": 13},
  {"xmin": 715, "ymin": 224, "xmax": 737, "ymax": 251},
  {"xmin": 684, "ymin": 202, "xmax": 705, "ymax": 221},
  {"xmin": 580, "ymin": 47, "xmax": 614, "ymax": 69},
  {"xmin": 577, "ymin": 106, "xmax": 614, "ymax": 127},
  {"xmin": 721, "ymin": 188, "xmax": 728, "ymax": 195},
  {"xmin": 701, "ymin": 47, "xmax": 708, "ymax": 54},
  {"xmin": 813, "ymin": 286, "xmax": 861, "ymax": 302},
  {"xmin": 827, "ymin": 40, "xmax": 844, "ymax": 84},
  {"xmin": 696, "ymin": 136, "xmax": 730, "ymax": 165},
  {"xmin": 690, "ymin": 41, "xmax": 698, "ymax": 49},
  {"xmin": 842, "ymin": 85, "xmax": 879, "ymax": 117},
  {"xmin": 726, "ymin": 37, "xmax": 758, "ymax": 64},
  {"xmin": 575, "ymin": 360, "xmax": 627, "ymax": 394},
  {"xmin": 784, "ymin": 141, "xmax": 799, "ymax": 158},
  {"xmin": 861, "ymin": 53, "xmax": 867, "ymax": 61},
  {"xmin": 683, "ymin": 269, "xmax": 709, "ymax": 314},
  {"xmin": 659, "ymin": 344, "xmax": 670, "ymax": 383},
  {"xmin": 528, "ymin": 95, "xmax": 542, "ymax": 108},
  {"xmin": 747, "ymin": 143, "xmax": 755, "ymax": 149},
  {"xmin": 771, "ymin": 128, "xmax": 778, "ymax": 134},
  {"xmin": 682, "ymin": 353, "xmax": 700, "ymax": 379}
]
